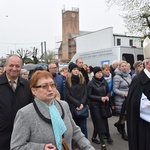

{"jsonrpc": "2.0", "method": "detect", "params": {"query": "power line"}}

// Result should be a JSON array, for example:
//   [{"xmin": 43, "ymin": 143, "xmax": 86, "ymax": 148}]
[{"xmin": 0, "ymin": 41, "xmax": 42, "ymax": 45}]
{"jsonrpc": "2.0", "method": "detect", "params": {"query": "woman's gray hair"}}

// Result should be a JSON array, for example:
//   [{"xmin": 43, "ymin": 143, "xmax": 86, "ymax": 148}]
[{"xmin": 20, "ymin": 69, "xmax": 28, "ymax": 75}]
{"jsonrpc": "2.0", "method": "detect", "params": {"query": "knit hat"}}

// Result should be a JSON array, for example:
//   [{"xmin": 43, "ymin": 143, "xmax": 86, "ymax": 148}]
[
  {"xmin": 133, "ymin": 60, "xmax": 143, "ymax": 69},
  {"xmin": 68, "ymin": 62, "xmax": 78, "ymax": 72},
  {"xmin": 93, "ymin": 66, "xmax": 102, "ymax": 75}
]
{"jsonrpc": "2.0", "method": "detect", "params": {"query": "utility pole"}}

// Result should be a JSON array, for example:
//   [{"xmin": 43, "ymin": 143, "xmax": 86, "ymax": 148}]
[
  {"xmin": 41, "ymin": 42, "xmax": 43, "ymax": 60},
  {"xmin": 44, "ymin": 41, "xmax": 46, "ymax": 62}
]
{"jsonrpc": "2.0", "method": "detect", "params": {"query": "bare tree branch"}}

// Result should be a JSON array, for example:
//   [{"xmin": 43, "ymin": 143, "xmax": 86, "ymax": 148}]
[
  {"xmin": 106, "ymin": 0, "xmax": 150, "ymax": 36},
  {"xmin": 16, "ymin": 48, "xmax": 33, "ymax": 64}
]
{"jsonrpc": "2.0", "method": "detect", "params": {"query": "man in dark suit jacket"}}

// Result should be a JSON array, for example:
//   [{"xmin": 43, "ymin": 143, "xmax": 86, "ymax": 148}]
[{"xmin": 0, "ymin": 55, "xmax": 33, "ymax": 150}]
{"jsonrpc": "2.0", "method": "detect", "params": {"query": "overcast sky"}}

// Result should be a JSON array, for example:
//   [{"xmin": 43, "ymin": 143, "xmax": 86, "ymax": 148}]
[{"xmin": 0, "ymin": 0, "xmax": 127, "ymax": 58}]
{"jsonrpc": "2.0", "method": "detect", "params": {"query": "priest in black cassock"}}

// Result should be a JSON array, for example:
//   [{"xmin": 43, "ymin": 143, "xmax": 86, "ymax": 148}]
[{"xmin": 127, "ymin": 37, "xmax": 150, "ymax": 150}]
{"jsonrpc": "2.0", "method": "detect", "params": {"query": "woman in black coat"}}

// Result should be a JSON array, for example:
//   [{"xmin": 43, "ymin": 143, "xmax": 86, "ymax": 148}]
[
  {"xmin": 65, "ymin": 63, "xmax": 88, "ymax": 138},
  {"xmin": 87, "ymin": 67, "xmax": 111, "ymax": 150}
]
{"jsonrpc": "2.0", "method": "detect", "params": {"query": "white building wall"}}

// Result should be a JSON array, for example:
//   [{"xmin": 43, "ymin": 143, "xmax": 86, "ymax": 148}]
[
  {"xmin": 76, "ymin": 27, "xmax": 114, "ymax": 53},
  {"xmin": 75, "ymin": 27, "xmax": 142, "ymax": 54}
]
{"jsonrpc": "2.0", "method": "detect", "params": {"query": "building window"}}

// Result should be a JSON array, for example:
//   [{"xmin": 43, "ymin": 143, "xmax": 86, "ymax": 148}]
[
  {"xmin": 117, "ymin": 39, "xmax": 121, "ymax": 45},
  {"xmin": 122, "ymin": 54, "xmax": 134, "ymax": 69},
  {"xmin": 129, "ymin": 39, "xmax": 133, "ymax": 46},
  {"xmin": 137, "ymin": 55, "xmax": 144, "ymax": 61}
]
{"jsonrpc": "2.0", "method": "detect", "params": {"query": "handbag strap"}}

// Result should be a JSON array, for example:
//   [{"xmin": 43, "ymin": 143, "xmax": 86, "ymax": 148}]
[
  {"xmin": 119, "ymin": 75, "xmax": 130, "ymax": 86},
  {"xmin": 33, "ymin": 100, "xmax": 65, "ymax": 124},
  {"xmin": 33, "ymin": 100, "xmax": 70, "ymax": 150},
  {"xmin": 62, "ymin": 137, "xmax": 70, "ymax": 150}
]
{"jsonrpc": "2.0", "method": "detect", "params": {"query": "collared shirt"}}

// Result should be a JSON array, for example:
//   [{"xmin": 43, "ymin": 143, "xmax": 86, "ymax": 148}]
[
  {"xmin": 144, "ymin": 68, "xmax": 150, "ymax": 78},
  {"xmin": 6, "ymin": 75, "xmax": 18, "ymax": 89}
]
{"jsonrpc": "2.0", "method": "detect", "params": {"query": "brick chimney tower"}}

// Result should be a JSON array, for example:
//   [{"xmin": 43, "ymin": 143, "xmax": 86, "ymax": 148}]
[{"xmin": 61, "ymin": 7, "xmax": 79, "ymax": 62}]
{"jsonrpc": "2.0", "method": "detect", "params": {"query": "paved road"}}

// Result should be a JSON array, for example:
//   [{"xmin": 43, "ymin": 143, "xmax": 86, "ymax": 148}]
[{"xmin": 87, "ymin": 116, "xmax": 128, "ymax": 150}]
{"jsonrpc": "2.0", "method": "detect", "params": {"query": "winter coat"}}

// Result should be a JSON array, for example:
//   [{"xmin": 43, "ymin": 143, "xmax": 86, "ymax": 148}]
[
  {"xmin": 11, "ymin": 99, "xmax": 95, "ymax": 150},
  {"xmin": 64, "ymin": 78, "xmax": 87, "ymax": 117},
  {"xmin": 87, "ymin": 76, "xmax": 110, "ymax": 134},
  {"xmin": 132, "ymin": 70, "xmax": 140, "ymax": 79},
  {"xmin": 87, "ymin": 76, "xmax": 110, "ymax": 102},
  {"xmin": 53, "ymin": 73, "xmax": 65, "ymax": 100},
  {"xmin": 113, "ymin": 68, "xmax": 132, "ymax": 113},
  {"xmin": 0, "ymin": 72, "xmax": 33, "ymax": 150}
]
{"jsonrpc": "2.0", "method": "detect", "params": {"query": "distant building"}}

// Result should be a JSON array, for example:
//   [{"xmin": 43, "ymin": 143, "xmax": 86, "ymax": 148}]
[
  {"xmin": 58, "ymin": 7, "xmax": 91, "ymax": 63},
  {"xmin": 58, "ymin": 7, "xmax": 143, "ymax": 63},
  {"xmin": 0, "ymin": 57, "xmax": 6, "ymax": 66}
]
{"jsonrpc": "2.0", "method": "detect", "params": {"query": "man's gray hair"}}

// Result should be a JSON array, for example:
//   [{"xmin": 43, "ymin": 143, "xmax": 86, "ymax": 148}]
[
  {"xmin": 143, "ymin": 58, "xmax": 150, "ymax": 66},
  {"xmin": 112, "ymin": 60, "xmax": 119, "ymax": 65},
  {"xmin": 5, "ymin": 54, "xmax": 23, "ymax": 66}
]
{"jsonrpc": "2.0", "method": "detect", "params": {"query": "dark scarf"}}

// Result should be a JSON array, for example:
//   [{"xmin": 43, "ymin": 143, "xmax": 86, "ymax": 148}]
[
  {"xmin": 71, "ymin": 74, "xmax": 80, "ymax": 84},
  {"xmin": 92, "ymin": 76, "xmax": 105, "ymax": 86},
  {"xmin": 92, "ymin": 76, "xmax": 107, "ymax": 87},
  {"xmin": 93, "ymin": 76, "xmax": 104, "ymax": 82}
]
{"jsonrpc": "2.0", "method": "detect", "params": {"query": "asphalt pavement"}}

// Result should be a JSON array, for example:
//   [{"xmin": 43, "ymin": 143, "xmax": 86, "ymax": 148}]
[{"xmin": 87, "ymin": 115, "xmax": 128, "ymax": 150}]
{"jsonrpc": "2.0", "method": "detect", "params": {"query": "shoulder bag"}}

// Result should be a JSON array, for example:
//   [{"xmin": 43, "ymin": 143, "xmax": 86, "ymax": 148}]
[
  {"xmin": 101, "ymin": 102, "xmax": 112, "ymax": 119},
  {"xmin": 74, "ymin": 105, "xmax": 89, "ymax": 118}
]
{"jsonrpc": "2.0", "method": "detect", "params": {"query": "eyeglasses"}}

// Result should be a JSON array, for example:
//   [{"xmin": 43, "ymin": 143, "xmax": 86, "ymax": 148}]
[
  {"xmin": 33, "ymin": 83, "xmax": 56, "ymax": 90},
  {"xmin": 50, "ymin": 67, "xmax": 57, "ymax": 69}
]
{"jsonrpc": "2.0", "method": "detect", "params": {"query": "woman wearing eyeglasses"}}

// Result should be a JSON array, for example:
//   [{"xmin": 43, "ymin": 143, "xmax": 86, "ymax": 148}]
[{"xmin": 11, "ymin": 70, "xmax": 95, "ymax": 150}]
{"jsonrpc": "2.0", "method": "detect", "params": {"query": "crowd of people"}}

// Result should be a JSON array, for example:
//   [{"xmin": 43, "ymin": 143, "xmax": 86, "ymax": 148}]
[{"xmin": 0, "ymin": 37, "xmax": 150, "ymax": 150}]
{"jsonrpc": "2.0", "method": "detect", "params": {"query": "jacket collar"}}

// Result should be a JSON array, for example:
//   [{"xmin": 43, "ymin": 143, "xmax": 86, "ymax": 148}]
[
  {"xmin": 34, "ymin": 98, "xmax": 64, "ymax": 120},
  {"xmin": 139, "ymin": 70, "xmax": 150, "ymax": 85},
  {"xmin": 0, "ymin": 71, "xmax": 26, "ymax": 86}
]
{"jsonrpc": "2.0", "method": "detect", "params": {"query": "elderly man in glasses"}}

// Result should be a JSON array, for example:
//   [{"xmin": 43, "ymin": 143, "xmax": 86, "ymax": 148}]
[{"xmin": 48, "ymin": 62, "xmax": 65, "ymax": 100}]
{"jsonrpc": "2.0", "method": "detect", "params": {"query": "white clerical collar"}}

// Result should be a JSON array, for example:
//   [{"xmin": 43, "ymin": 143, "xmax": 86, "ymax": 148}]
[{"xmin": 144, "ymin": 68, "xmax": 150, "ymax": 79}]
